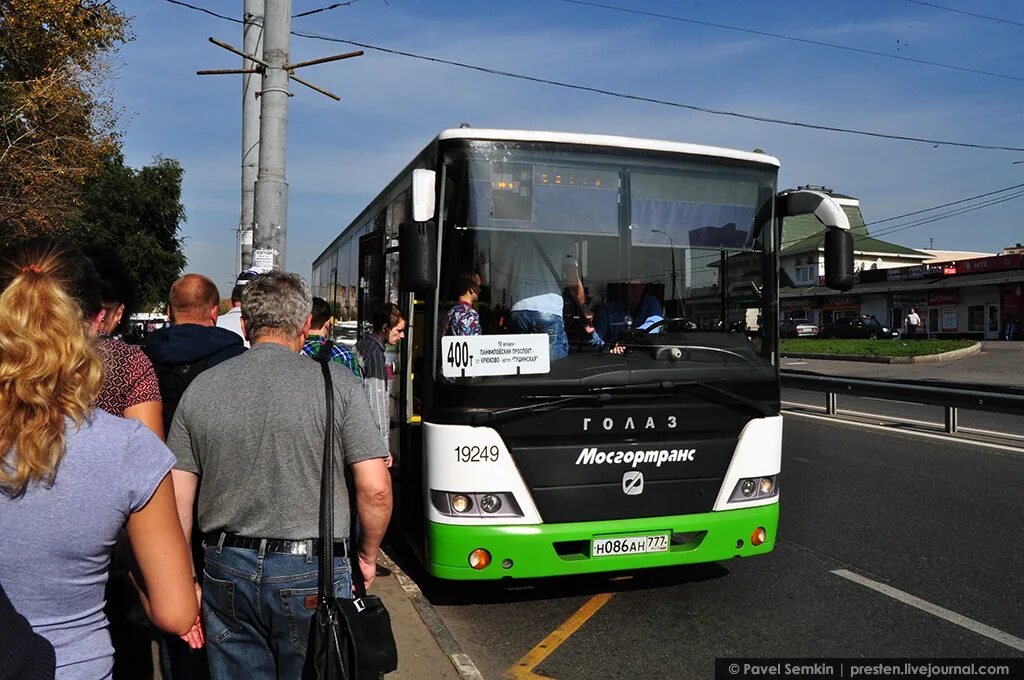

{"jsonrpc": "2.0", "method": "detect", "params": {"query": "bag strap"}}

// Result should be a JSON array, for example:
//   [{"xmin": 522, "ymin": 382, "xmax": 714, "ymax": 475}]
[{"xmin": 314, "ymin": 340, "xmax": 369, "ymax": 601}]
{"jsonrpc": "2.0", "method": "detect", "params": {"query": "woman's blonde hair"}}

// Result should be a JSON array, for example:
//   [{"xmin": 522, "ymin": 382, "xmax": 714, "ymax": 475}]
[{"xmin": 0, "ymin": 240, "xmax": 105, "ymax": 494}]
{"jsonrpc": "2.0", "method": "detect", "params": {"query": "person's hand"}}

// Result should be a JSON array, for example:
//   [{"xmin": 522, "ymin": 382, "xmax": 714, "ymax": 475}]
[
  {"xmin": 180, "ymin": 616, "xmax": 205, "ymax": 649},
  {"xmin": 357, "ymin": 553, "xmax": 377, "ymax": 591},
  {"xmin": 180, "ymin": 582, "xmax": 205, "ymax": 648},
  {"xmin": 610, "ymin": 343, "xmax": 626, "ymax": 355},
  {"xmin": 385, "ymin": 452, "xmax": 394, "ymax": 468}
]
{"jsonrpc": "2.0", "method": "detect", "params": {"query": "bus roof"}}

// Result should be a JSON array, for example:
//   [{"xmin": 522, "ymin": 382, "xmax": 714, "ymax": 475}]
[{"xmin": 436, "ymin": 128, "xmax": 780, "ymax": 168}]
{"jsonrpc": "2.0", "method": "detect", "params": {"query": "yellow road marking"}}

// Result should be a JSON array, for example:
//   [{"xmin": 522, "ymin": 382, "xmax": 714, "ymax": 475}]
[{"xmin": 502, "ymin": 593, "xmax": 615, "ymax": 680}]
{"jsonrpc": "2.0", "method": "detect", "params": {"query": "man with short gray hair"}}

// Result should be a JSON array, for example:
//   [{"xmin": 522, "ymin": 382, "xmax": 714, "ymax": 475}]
[{"xmin": 167, "ymin": 271, "xmax": 392, "ymax": 680}]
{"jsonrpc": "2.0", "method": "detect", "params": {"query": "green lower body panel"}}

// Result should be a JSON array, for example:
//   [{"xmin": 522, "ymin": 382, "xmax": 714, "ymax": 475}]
[{"xmin": 425, "ymin": 503, "xmax": 779, "ymax": 580}]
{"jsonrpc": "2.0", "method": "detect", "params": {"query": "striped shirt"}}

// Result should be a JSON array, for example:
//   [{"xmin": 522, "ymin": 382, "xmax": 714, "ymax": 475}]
[{"xmin": 354, "ymin": 334, "xmax": 389, "ymax": 449}]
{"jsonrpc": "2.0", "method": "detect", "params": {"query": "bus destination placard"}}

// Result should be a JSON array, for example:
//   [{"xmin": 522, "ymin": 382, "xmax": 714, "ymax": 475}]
[{"xmin": 441, "ymin": 334, "xmax": 551, "ymax": 378}]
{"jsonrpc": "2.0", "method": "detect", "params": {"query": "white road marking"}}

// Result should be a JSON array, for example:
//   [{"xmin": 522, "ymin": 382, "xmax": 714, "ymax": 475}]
[
  {"xmin": 782, "ymin": 410, "xmax": 1024, "ymax": 455},
  {"xmin": 832, "ymin": 569, "xmax": 1024, "ymax": 653}
]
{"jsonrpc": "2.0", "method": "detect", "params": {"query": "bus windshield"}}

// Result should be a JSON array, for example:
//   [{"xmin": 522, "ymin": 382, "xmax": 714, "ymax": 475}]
[{"xmin": 437, "ymin": 140, "xmax": 777, "ymax": 384}]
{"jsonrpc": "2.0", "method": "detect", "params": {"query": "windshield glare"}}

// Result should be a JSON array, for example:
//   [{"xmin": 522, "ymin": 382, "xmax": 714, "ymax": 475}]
[{"xmin": 438, "ymin": 142, "xmax": 777, "ymax": 381}]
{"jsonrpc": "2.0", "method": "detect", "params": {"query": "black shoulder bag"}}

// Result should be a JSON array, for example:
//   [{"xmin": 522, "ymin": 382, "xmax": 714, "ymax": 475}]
[{"xmin": 304, "ymin": 341, "xmax": 398, "ymax": 680}]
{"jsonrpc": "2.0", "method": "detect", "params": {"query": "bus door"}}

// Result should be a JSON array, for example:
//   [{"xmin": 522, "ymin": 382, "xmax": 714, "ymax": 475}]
[{"xmin": 358, "ymin": 232, "xmax": 385, "ymax": 335}]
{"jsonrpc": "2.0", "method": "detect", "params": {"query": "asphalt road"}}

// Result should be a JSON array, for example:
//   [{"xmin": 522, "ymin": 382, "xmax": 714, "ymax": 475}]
[{"xmin": 409, "ymin": 418, "xmax": 1024, "ymax": 680}]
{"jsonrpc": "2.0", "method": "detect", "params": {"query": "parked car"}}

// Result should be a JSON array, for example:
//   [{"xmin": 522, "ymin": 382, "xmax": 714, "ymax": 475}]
[
  {"xmin": 820, "ymin": 316, "xmax": 900, "ymax": 340},
  {"xmin": 779, "ymin": 318, "xmax": 820, "ymax": 338}
]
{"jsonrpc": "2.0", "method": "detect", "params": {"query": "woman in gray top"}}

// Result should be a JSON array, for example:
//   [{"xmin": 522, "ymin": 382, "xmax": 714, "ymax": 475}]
[{"xmin": 0, "ymin": 240, "xmax": 198, "ymax": 679}]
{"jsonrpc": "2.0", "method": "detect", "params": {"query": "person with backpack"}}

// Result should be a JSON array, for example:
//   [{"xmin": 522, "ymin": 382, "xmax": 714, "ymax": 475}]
[
  {"xmin": 144, "ymin": 275, "xmax": 246, "ymax": 435},
  {"xmin": 142, "ymin": 274, "xmax": 245, "ymax": 679}
]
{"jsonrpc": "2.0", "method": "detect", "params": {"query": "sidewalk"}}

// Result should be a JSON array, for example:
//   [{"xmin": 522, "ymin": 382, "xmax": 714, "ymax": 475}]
[
  {"xmin": 376, "ymin": 556, "xmax": 462, "ymax": 680},
  {"xmin": 150, "ymin": 557, "xmax": 462, "ymax": 680},
  {"xmin": 781, "ymin": 340, "xmax": 1024, "ymax": 388}
]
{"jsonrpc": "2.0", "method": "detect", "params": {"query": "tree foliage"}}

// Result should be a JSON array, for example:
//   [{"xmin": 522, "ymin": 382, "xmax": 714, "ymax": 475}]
[
  {"xmin": 80, "ymin": 153, "xmax": 188, "ymax": 311},
  {"xmin": 0, "ymin": 0, "xmax": 130, "ymax": 243}
]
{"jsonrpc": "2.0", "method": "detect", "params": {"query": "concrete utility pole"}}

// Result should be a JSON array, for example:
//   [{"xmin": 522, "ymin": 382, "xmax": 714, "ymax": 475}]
[
  {"xmin": 197, "ymin": 3, "xmax": 363, "ymax": 274},
  {"xmin": 239, "ymin": 0, "xmax": 264, "ymax": 272}
]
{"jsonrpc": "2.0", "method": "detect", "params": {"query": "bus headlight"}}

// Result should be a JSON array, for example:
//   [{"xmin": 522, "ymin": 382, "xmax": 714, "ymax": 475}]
[
  {"xmin": 451, "ymin": 495, "xmax": 472, "ymax": 513},
  {"xmin": 479, "ymin": 494, "xmax": 502, "ymax": 513},
  {"xmin": 430, "ymin": 491, "xmax": 524, "ymax": 518},
  {"xmin": 728, "ymin": 475, "xmax": 779, "ymax": 503}
]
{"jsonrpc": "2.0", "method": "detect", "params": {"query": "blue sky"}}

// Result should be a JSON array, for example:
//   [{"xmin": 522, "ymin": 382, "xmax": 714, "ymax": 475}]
[{"xmin": 113, "ymin": 0, "xmax": 1024, "ymax": 294}]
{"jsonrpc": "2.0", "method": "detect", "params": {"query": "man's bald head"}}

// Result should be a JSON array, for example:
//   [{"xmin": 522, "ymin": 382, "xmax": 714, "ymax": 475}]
[{"xmin": 169, "ymin": 274, "xmax": 220, "ymax": 326}]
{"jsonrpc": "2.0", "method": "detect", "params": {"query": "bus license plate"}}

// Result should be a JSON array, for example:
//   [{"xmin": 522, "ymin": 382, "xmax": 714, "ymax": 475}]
[{"xmin": 592, "ymin": 534, "xmax": 669, "ymax": 557}]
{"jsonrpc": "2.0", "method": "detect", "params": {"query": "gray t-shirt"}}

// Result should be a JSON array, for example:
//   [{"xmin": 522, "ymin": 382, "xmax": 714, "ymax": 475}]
[
  {"xmin": 168, "ymin": 342, "xmax": 387, "ymax": 540},
  {"xmin": 0, "ymin": 411, "xmax": 174, "ymax": 679}
]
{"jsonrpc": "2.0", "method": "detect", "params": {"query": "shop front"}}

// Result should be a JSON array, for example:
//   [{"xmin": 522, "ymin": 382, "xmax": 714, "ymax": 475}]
[
  {"xmin": 891, "ymin": 292, "xmax": 927, "ymax": 333},
  {"xmin": 782, "ymin": 297, "xmax": 822, "ymax": 325},
  {"xmin": 823, "ymin": 295, "xmax": 861, "ymax": 324},
  {"xmin": 1001, "ymin": 283, "xmax": 1022, "ymax": 340},
  {"xmin": 927, "ymin": 290, "xmax": 959, "ymax": 336}
]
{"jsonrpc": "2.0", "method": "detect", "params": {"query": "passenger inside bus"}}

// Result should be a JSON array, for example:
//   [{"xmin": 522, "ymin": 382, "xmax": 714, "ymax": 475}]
[
  {"xmin": 489, "ymin": 232, "xmax": 589, "ymax": 360},
  {"xmin": 442, "ymin": 272, "xmax": 482, "ymax": 336},
  {"xmin": 585, "ymin": 280, "xmax": 664, "ymax": 352}
]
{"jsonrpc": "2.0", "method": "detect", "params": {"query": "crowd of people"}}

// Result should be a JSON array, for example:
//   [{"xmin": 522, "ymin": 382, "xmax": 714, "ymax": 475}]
[{"xmin": 0, "ymin": 239, "xmax": 396, "ymax": 680}]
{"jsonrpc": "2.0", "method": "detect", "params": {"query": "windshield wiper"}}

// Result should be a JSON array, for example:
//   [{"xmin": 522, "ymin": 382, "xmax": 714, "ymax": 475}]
[
  {"xmin": 470, "ymin": 393, "xmax": 613, "ymax": 425},
  {"xmin": 589, "ymin": 380, "xmax": 775, "ymax": 417}
]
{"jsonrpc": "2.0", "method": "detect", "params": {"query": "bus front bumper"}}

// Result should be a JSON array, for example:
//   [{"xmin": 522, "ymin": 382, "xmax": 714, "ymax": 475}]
[{"xmin": 425, "ymin": 503, "xmax": 778, "ymax": 580}]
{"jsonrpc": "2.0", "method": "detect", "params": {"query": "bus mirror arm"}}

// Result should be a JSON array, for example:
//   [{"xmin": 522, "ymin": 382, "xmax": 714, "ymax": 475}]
[{"xmin": 777, "ymin": 189, "xmax": 854, "ymax": 292}]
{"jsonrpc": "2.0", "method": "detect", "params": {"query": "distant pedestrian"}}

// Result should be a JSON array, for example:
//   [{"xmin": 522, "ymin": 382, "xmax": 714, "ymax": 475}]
[
  {"xmin": 355, "ymin": 303, "xmax": 406, "ymax": 468},
  {"xmin": 216, "ymin": 284, "xmax": 248, "ymax": 347},
  {"xmin": 167, "ymin": 271, "xmax": 392, "ymax": 680},
  {"xmin": 1005, "ymin": 316, "xmax": 1017, "ymax": 341},
  {"xmin": 301, "ymin": 296, "xmax": 361, "ymax": 377},
  {"xmin": 906, "ymin": 307, "xmax": 921, "ymax": 340}
]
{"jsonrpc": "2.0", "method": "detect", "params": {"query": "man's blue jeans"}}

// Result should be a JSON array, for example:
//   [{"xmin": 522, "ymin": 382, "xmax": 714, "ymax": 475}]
[
  {"xmin": 202, "ymin": 542, "xmax": 353, "ymax": 680},
  {"xmin": 508, "ymin": 310, "xmax": 569, "ymax": 360}
]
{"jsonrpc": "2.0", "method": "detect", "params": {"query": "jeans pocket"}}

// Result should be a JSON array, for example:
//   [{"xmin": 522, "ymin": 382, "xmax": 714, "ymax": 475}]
[
  {"xmin": 280, "ymin": 577, "xmax": 353, "ymax": 655},
  {"xmin": 202, "ymin": 570, "xmax": 241, "ymax": 644}
]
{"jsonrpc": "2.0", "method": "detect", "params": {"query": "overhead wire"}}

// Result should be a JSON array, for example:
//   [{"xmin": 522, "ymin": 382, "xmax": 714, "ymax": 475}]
[
  {"xmin": 291, "ymin": 29, "xmax": 1024, "ymax": 153},
  {"xmin": 293, "ymin": 1, "xmax": 365, "ymax": 20},
  {"xmin": 164, "ymin": 0, "xmax": 1024, "ymax": 153},
  {"xmin": 864, "ymin": 189, "xmax": 1024, "ymax": 241},
  {"xmin": 781, "ymin": 183, "xmax": 1024, "ymax": 250},
  {"xmin": 899, "ymin": 0, "xmax": 1024, "ymax": 29},
  {"xmin": 863, "ymin": 182, "xmax": 1024, "ymax": 227},
  {"xmin": 561, "ymin": 0, "xmax": 1024, "ymax": 84}
]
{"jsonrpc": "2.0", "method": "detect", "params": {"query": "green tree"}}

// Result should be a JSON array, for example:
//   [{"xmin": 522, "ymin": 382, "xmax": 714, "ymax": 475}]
[
  {"xmin": 79, "ymin": 153, "xmax": 187, "ymax": 311},
  {"xmin": 0, "ymin": 0, "xmax": 129, "ymax": 242}
]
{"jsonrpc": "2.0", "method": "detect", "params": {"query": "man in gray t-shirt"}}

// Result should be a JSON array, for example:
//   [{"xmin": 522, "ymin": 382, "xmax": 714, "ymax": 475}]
[{"xmin": 168, "ymin": 271, "xmax": 391, "ymax": 680}]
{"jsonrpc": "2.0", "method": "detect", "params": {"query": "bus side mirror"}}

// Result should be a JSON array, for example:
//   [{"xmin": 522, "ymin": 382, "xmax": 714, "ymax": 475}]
[
  {"xmin": 399, "ymin": 221, "xmax": 437, "ymax": 293},
  {"xmin": 412, "ymin": 169, "xmax": 437, "ymax": 222},
  {"xmin": 777, "ymin": 188, "xmax": 854, "ymax": 292},
  {"xmin": 824, "ymin": 228, "xmax": 854, "ymax": 291}
]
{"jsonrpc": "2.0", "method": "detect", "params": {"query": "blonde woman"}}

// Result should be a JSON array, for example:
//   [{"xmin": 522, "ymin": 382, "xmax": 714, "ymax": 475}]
[{"xmin": 0, "ymin": 241, "xmax": 198, "ymax": 679}]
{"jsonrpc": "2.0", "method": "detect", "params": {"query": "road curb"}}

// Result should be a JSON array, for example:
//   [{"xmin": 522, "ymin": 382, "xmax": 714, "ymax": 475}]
[
  {"xmin": 379, "ymin": 552, "xmax": 485, "ymax": 680},
  {"xmin": 782, "ymin": 342, "xmax": 981, "ymax": 365}
]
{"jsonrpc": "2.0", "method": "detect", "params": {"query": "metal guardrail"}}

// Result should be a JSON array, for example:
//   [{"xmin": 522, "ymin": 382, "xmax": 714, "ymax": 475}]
[{"xmin": 780, "ymin": 370, "xmax": 1024, "ymax": 433}]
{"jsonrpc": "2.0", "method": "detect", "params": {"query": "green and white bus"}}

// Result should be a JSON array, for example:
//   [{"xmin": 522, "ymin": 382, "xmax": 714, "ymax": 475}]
[{"xmin": 312, "ymin": 128, "xmax": 852, "ymax": 580}]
